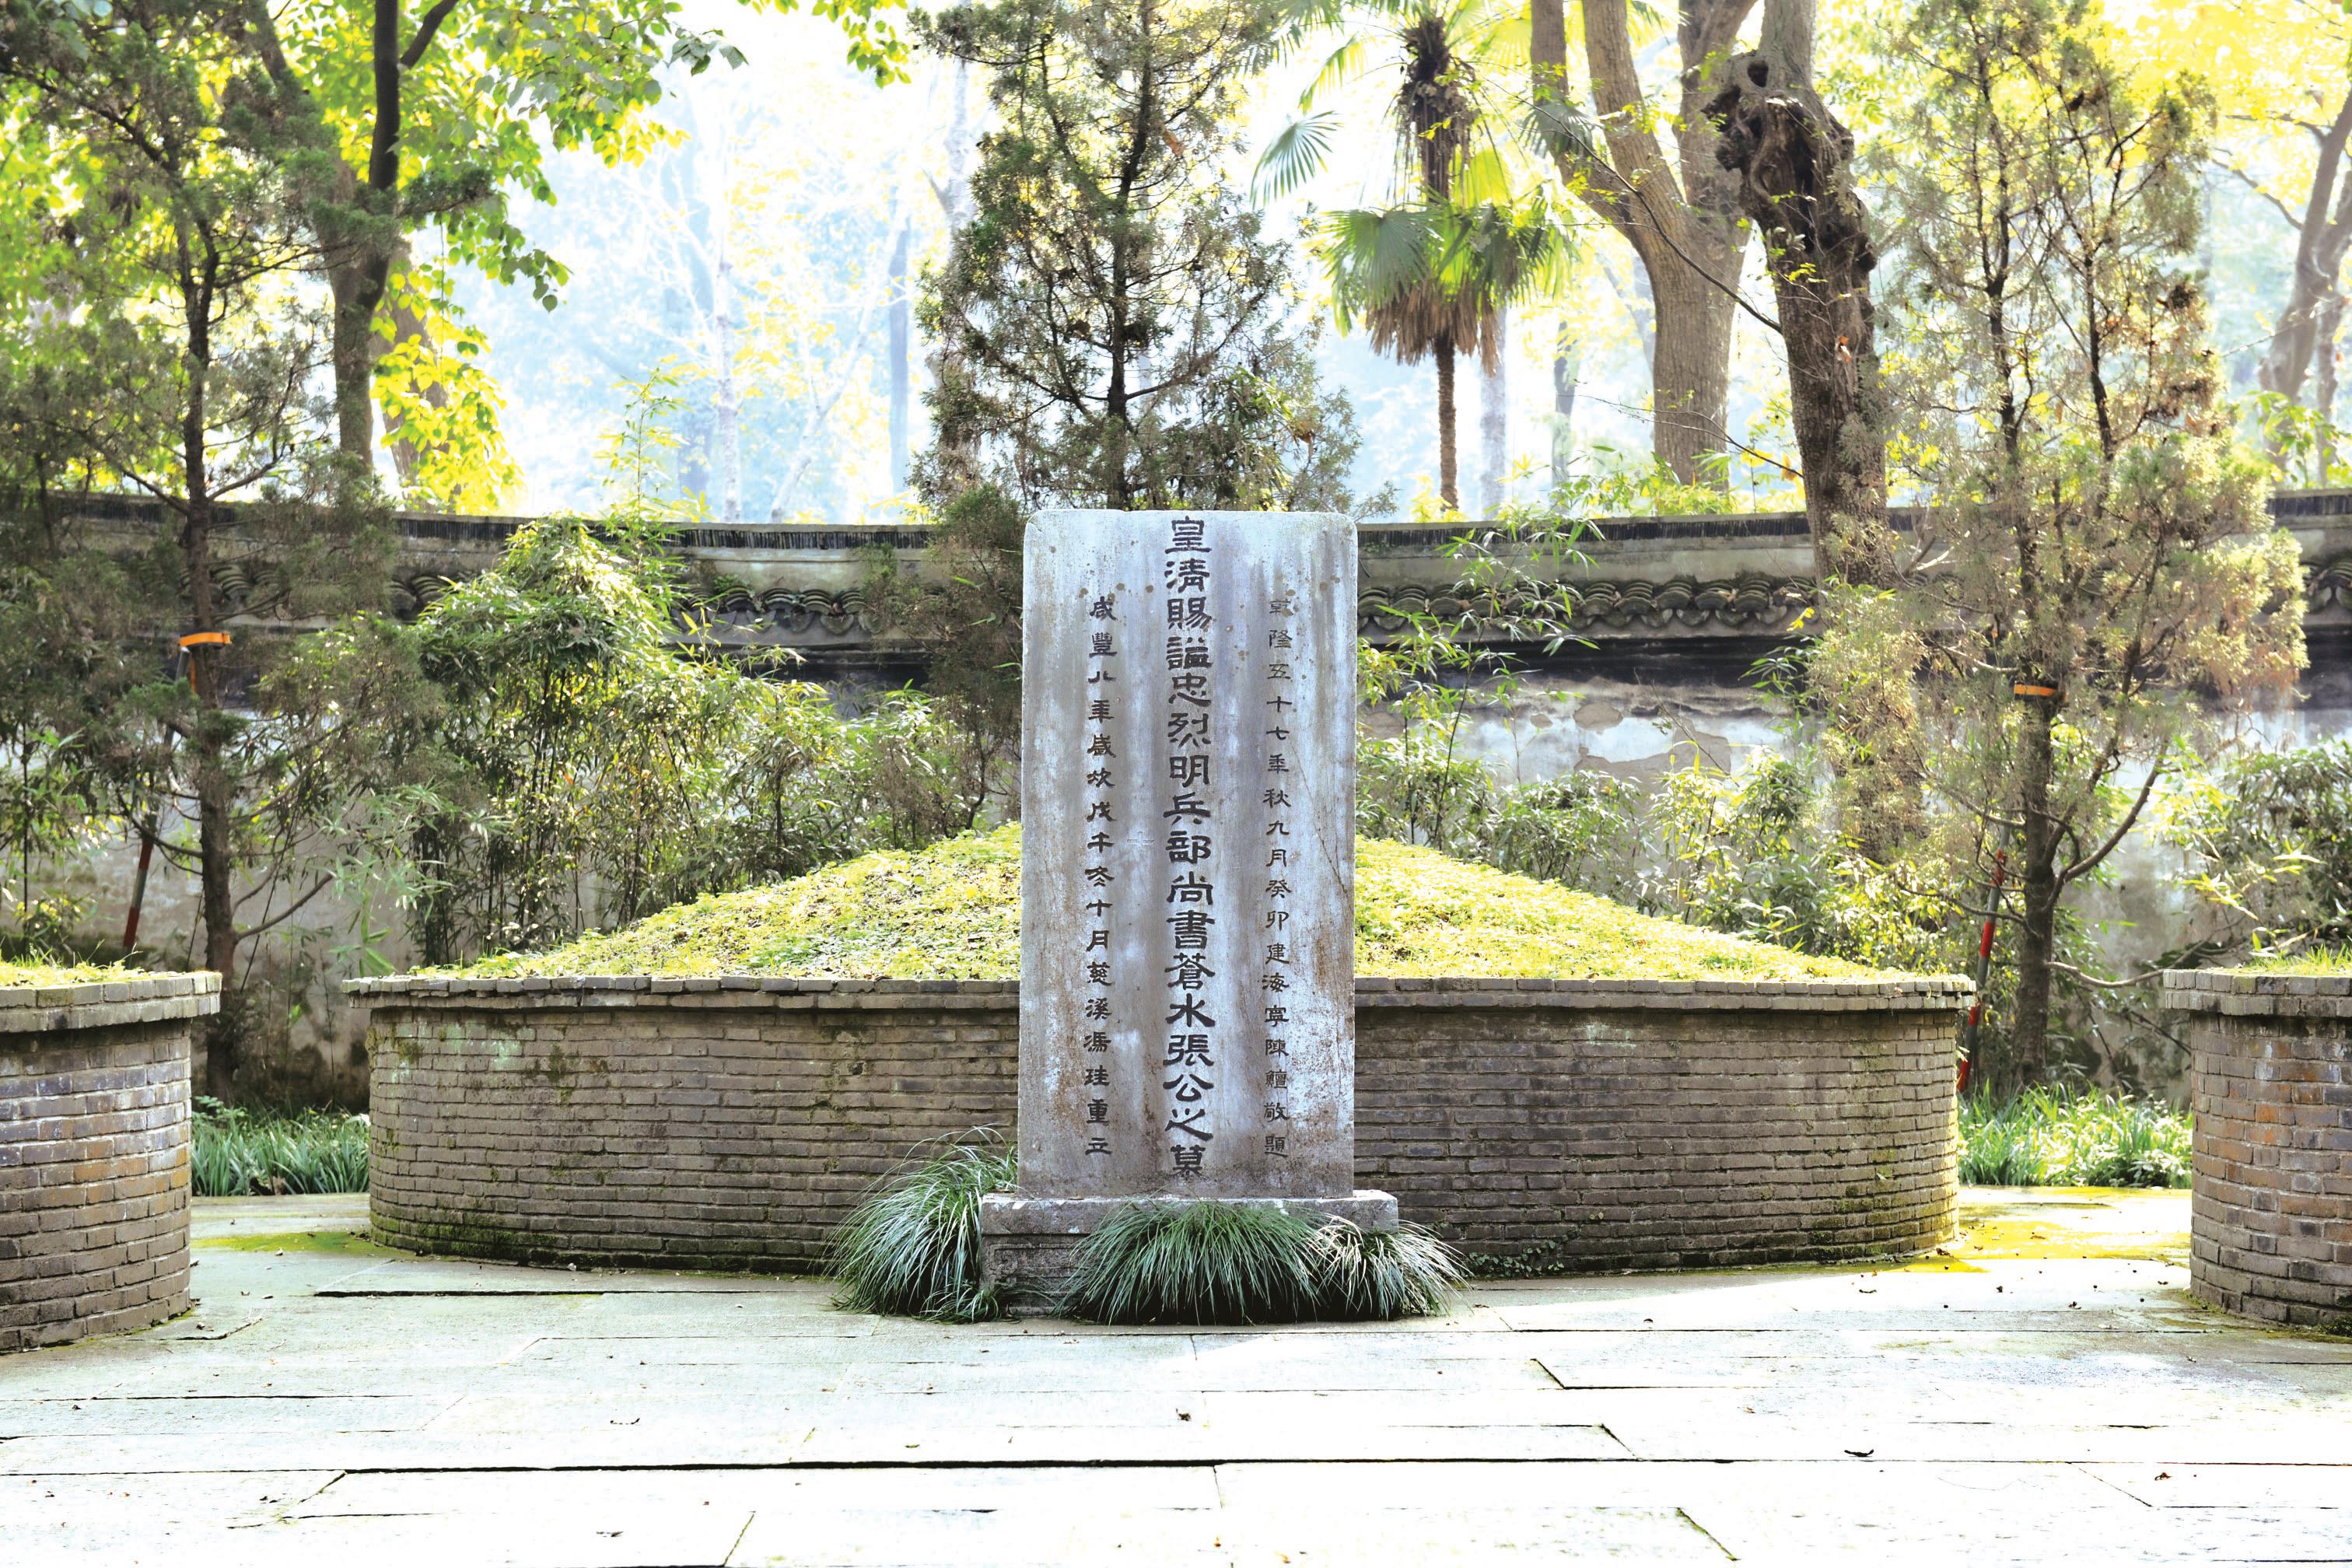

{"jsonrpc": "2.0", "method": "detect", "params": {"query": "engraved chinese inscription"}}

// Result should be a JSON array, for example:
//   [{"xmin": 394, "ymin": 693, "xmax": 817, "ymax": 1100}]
[{"xmin": 1020, "ymin": 510, "xmax": 1354, "ymax": 1202}]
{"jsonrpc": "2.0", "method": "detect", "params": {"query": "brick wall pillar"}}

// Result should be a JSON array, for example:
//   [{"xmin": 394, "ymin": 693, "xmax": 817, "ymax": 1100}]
[
  {"xmin": 2166, "ymin": 971, "xmax": 2352, "ymax": 1332},
  {"xmin": 2, "ymin": 975, "xmax": 215, "ymax": 1353}
]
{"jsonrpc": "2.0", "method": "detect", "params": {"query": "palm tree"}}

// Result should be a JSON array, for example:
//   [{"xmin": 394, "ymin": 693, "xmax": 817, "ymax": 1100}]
[
  {"xmin": 1257, "ymin": 1, "xmax": 1573, "ymax": 507},
  {"xmin": 1321, "ymin": 201, "xmax": 1565, "ymax": 506}
]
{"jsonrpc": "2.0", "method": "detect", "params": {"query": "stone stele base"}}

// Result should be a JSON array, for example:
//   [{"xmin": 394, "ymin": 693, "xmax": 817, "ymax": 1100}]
[{"xmin": 979, "ymin": 1190, "xmax": 1398, "ymax": 1311}]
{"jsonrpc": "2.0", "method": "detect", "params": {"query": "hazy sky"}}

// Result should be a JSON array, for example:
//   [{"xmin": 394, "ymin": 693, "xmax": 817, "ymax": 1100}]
[{"xmin": 446, "ymin": 2, "xmax": 2299, "ymax": 523}]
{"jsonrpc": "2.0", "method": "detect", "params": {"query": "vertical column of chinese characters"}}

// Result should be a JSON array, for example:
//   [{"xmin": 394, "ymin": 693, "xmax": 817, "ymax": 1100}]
[
  {"xmin": 1081, "ymin": 590, "xmax": 1120, "ymax": 1160},
  {"xmin": 1162, "ymin": 519, "xmax": 1216, "ymax": 1181},
  {"xmin": 1261, "ymin": 586, "xmax": 1298, "ymax": 1160}
]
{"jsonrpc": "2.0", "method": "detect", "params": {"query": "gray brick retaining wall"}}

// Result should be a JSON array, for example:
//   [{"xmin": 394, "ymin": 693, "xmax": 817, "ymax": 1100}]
[
  {"xmin": 2, "ymin": 974, "xmax": 214, "ymax": 1353},
  {"xmin": 2165, "ymin": 971, "xmax": 2352, "ymax": 1331},
  {"xmin": 354, "ymin": 973, "xmax": 1965, "ymax": 1275},
  {"xmin": 1354, "ymin": 978, "xmax": 1963, "ymax": 1269}
]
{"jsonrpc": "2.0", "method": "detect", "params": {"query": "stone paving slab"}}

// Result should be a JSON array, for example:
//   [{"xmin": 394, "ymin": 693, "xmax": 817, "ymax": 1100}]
[{"xmin": 0, "ymin": 1188, "xmax": 2347, "ymax": 1565}]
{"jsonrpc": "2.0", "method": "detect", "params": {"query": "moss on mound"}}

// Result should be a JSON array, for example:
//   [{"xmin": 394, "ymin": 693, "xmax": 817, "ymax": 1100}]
[
  {"xmin": 450, "ymin": 825, "xmax": 1903, "ymax": 983},
  {"xmin": 2230, "ymin": 947, "xmax": 2352, "ymax": 977},
  {"xmin": 0, "ymin": 958, "xmax": 141, "ymax": 988}
]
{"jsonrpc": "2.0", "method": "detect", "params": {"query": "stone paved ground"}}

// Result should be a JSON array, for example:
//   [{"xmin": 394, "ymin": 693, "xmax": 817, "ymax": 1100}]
[{"xmin": 2, "ymin": 1188, "xmax": 2347, "ymax": 1566}]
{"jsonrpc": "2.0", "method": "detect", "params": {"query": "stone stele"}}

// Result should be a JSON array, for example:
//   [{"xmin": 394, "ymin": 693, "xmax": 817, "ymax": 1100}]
[{"xmin": 981, "ymin": 509, "xmax": 1395, "ymax": 1304}]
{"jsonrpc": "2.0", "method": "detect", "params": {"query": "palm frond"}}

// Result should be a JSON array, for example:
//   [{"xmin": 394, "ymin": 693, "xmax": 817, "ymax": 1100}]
[
  {"xmin": 1255, "ymin": 110, "xmax": 1343, "ymax": 205},
  {"xmin": 1325, "ymin": 198, "xmax": 1571, "ymax": 368},
  {"xmin": 1302, "ymin": 37, "xmax": 1370, "ymax": 110},
  {"xmin": 1518, "ymin": 88, "xmax": 1606, "ymax": 167},
  {"xmin": 1320, "ymin": 204, "xmax": 1448, "ymax": 338},
  {"xmin": 1468, "ymin": 7, "xmax": 1532, "ymax": 72},
  {"xmin": 1451, "ymin": 142, "xmax": 1516, "ymax": 208}
]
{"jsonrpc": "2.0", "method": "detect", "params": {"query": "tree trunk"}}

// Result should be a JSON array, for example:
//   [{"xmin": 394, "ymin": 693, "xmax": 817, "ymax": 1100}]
[
  {"xmin": 177, "ymin": 305, "xmax": 241, "ymax": 1099},
  {"xmin": 1550, "ymin": 323, "xmax": 1579, "ymax": 481},
  {"xmin": 1650, "ymin": 263, "xmax": 1736, "ymax": 487},
  {"xmin": 2259, "ymin": 86, "xmax": 2352, "ymax": 410},
  {"xmin": 329, "ymin": 263, "xmax": 379, "ymax": 464},
  {"xmin": 325, "ymin": 0, "xmax": 405, "ymax": 470},
  {"xmin": 1435, "ymin": 334, "xmax": 1458, "ymax": 509},
  {"xmin": 2007, "ymin": 695, "xmax": 2060, "ymax": 1085},
  {"xmin": 712, "ymin": 236, "xmax": 742, "ymax": 523},
  {"xmin": 189, "ymin": 624, "xmax": 242, "ymax": 1103},
  {"xmin": 2317, "ymin": 289, "xmax": 2344, "ymax": 485},
  {"xmin": 888, "ymin": 221, "xmax": 912, "ymax": 492},
  {"xmin": 1531, "ymin": 0, "xmax": 1755, "ymax": 488},
  {"xmin": 701, "ymin": 82, "xmax": 744, "ymax": 524},
  {"xmin": 1478, "ymin": 303, "xmax": 1507, "ymax": 515},
  {"xmin": 1707, "ymin": 16, "xmax": 1894, "ymax": 585},
  {"xmin": 920, "ymin": 62, "xmax": 979, "ymax": 495},
  {"xmin": 940, "ymin": 61, "xmax": 975, "ymax": 228}
]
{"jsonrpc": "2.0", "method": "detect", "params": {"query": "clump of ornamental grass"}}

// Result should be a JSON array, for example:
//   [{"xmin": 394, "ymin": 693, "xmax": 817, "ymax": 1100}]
[
  {"xmin": 1058, "ymin": 1201, "xmax": 1465, "ymax": 1325},
  {"xmin": 1308, "ymin": 1218, "xmax": 1466, "ymax": 1319},
  {"xmin": 1059, "ymin": 1202, "xmax": 1320, "ymax": 1325},
  {"xmin": 192, "ymin": 1100, "xmax": 371, "ymax": 1197},
  {"xmin": 830, "ymin": 1136, "xmax": 1016, "ymax": 1322}
]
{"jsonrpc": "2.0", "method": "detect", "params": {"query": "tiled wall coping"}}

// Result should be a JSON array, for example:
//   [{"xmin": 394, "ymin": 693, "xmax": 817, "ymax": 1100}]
[
  {"xmin": 0, "ymin": 972, "xmax": 221, "ymax": 1036},
  {"xmin": 348, "ymin": 972, "xmax": 1972, "ymax": 1013},
  {"xmin": 2161, "ymin": 969, "xmax": 2352, "ymax": 1019}
]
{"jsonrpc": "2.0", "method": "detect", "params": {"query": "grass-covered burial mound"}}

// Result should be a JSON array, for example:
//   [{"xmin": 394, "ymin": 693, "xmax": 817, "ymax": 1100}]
[
  {"xmin": 429, "ymin": 827, "xmax": 1926, "ymax": 1324},
  {"xmin": 450, "ymin": 822, "xmax": 1889, "ymax": 983}
]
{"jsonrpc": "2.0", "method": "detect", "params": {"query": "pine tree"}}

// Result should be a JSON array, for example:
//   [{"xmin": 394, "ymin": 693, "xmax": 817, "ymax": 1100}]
[{"xmin": 916, "ymin": 0, "xmax": 1362, "ymax": 512}]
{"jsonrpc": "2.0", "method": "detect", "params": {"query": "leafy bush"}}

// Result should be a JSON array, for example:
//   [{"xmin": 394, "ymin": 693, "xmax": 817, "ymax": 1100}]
[
  {"xmin": 326, "ymin": 512, "xmax": 992, "ymax": 971},
  {"xmin": 831, "ymin": 1137, "xmax": 1016, "ymax": 1322},
  {"xmin": 2162, "ymin": 741, "xmax": 2352, "ymax": 961},
  {"xmin": 1958, "ymin": 1088, "xmax": 2191, "ymax": 1188},
  {"xmin": 1634, "ymin": 754, "xmax": 1954, "ymax": 974},
  {"xmin": 192, "ymin": 1100, "xmax": 370, "ymax": 1197}
]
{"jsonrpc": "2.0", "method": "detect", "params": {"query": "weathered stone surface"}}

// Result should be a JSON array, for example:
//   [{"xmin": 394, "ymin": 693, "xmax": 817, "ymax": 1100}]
[
  {"xmin": 10, "ymin": 1188, "xmax": 2352, "ymax": 1563},
  {"xmin": 1017, "ymin": 510, "xmax": 1357, "ymax": 1201}
]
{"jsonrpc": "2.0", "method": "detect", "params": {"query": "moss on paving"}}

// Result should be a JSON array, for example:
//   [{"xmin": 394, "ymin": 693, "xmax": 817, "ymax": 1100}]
[
  {"xmin": 0, "ymin": 957, "xmax": 141, "ymax": 987},
  {"xmin": 194, "ymin": 1229, "xmax": 393, "ymax": 1255},
  {"xmin": 448, "ymin": 824, "xmax": 1909, "ymax": 983},
  {"xmin": 2231, "ymin": 946, "xmax": 2352, "ymax": 976}
]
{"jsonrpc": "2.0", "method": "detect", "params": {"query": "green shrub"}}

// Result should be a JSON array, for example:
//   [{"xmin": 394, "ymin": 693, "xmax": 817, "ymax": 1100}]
[
  {"xmin": 1308, "ymin": 1217, "xmax": 1466, "ymax": 1319},
  {"xmin": 1059, "ymin": 1201, "xmax": 1464, "ymax": 1325},
  {"xmin": 2162, "ymin": 743, "xmax": 2352, "ymax": 960},
  {"xmin": 831, "ymin": 1136, "xmax": 1016, "ymax": 1322},
  {"xmin": 1958, "ymin": 1088, "xmax": 2190, "ymax": 1188},
  {"xmin": 191, "ymin": 1101, "xmax": 370, "ymax": 1196}
]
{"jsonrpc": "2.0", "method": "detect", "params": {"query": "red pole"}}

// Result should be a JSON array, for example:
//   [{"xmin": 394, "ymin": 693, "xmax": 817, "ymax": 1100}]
[
  {"xmin": 121, "ymin": 828, "xmax": 156, "ymax": 950},
  {"xmin": 121, "ymin": 641, "xmax": 205, "ymax": 954},
  {"xmin": 1957, "ymin": 850, "xmax": 2007, "ymax": 1095}
]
